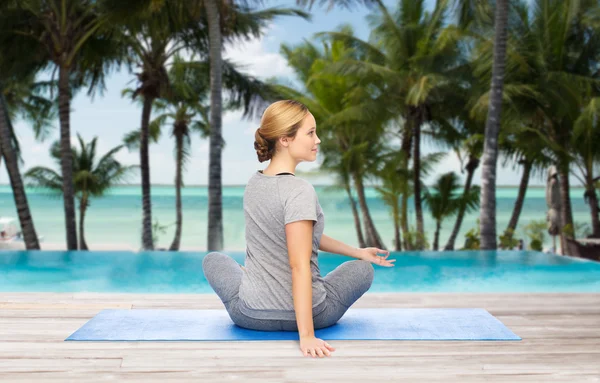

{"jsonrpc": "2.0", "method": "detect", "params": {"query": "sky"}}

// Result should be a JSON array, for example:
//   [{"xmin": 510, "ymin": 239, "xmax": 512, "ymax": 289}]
[{"xmin": 1, "ymin": 0, "xmax": 558, "ymax": 187}]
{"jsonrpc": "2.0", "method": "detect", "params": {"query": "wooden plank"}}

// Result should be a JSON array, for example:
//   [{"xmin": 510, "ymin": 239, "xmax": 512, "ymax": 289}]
[
  {"xmin": 0, "ymin": 358, "xmax": 122, "ymax": 372},
  {"xmin": 0, "ymin": 303, "xmax": 131, "ymax": 310},
  {"xmin": 0, "ymin": 292, "xmax": 597, "ymax": 382},
  {"xmin": 1, "ymin": 344, "xmax": 599, "ymax": 359}
]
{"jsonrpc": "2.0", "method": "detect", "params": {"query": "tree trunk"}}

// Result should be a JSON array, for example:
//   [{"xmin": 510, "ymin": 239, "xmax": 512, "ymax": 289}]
[
  {"xmin": 353, "ymin": 173, "xmax": 386, "ymax": 250},
  {"xmin": 480, "ymin": 0, "xmax": 509, "ymax": 250},
  {"xmin": 140, "ymin": 96, "xmax": 154, "ymax": 250},
  {"xmin": 585, "ymin": 186, "xmax": 600, "ymax": 238},
  {"xmin": 206, "ymin": 0, "xmax": 224, "ymax": 251},
  {"xmin": 412, "ymin": 110, "xmax": 425, "ymax": 250},
  {"xmin": 393, "ymin": 201, "xmax": 402, "ymax": 251},
  {"xmin": 400, "ymin": 123, "xmax": 412, "ymax": 250},
  {"xmin": 170, "ymin": 132, "xmax": 184, "ymax": 251},
  {"xmin": 401, "ymin": 191, "xmax": 410, "ymax": 250},
  {"xmin": 0, "ymin": 90, "xmax": 40, "ymax": 249},
  {"xmin": 58, "ymin": 66, "xmax": 78, "ymax": 250},
  {"xmin": 558, "ymin": 168, "xmax": 575, "ymax": 255},
  {"xmin": 433, "ymin": 220, "xmax": 441, "ymax": 251},
  {"xmin": 78, "ymin": 195, "xmax": 89, "ymax": 251},
  {"xmin": 506, "ymin": 159, "xmax": 532, "ymax": 233},
  {"xmin": 444, "ymin": 155, "xmax": 479, "ymax": 250},
  {"xmin": 344, "ymin": 183, "xmax": 366, "ymax": 248},
  {"xmin": 400, "ymin": 121, "xmax": 412, "ymax": 162}
]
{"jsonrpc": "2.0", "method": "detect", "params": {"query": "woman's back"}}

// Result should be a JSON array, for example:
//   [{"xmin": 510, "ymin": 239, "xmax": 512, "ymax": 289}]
[{"xmin": 239, "ymin": 170, "xmax": 327, "ymax": 321}]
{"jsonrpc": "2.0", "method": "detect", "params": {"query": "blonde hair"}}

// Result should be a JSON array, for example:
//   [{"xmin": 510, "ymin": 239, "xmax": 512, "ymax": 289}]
[{"xmin": 254, "ymin": 100, "xmax": 309, "ymax": 162}]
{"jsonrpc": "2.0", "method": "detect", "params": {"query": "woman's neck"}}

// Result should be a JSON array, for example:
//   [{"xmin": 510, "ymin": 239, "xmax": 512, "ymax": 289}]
[{"xmin": 263, "ymin": 157, "xmax": 297, "ymax": 176}]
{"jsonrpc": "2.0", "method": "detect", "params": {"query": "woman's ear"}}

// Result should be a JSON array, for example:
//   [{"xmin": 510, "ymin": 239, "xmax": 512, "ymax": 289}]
[{"xmin": 279, "ymin": 136, "xmax": 289, "ymax": 148}]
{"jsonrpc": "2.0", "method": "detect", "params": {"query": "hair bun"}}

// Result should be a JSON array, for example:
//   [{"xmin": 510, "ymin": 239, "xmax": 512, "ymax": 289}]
[{"xmin": 254, "ymin": 129, "xmax": 272, "ymax": 162}]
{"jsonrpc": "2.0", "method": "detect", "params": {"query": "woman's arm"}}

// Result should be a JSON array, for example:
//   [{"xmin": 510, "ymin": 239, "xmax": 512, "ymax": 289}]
[
  {"xmin": 286, "ymin": 220, "xmax": 335, "ymax": 357},
  {"xmin": 285, "ymin": 220, "xmax": 315, "ymax": 338},
  {"xmin": 318, "ymin": 234, "xmax": 364, "ymax": 260},
  {"xmin": 319, "ymin": 234, "xmax": 395, "ymax": 267}
]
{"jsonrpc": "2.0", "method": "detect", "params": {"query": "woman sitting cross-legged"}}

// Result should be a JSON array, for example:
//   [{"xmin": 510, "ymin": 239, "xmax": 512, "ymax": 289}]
[{"xmin": 202, "ymin": 100, "xmax": 395, "ymax": 358}]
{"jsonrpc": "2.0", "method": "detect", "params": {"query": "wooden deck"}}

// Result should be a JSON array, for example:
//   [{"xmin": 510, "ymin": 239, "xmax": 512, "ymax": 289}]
[{"xmin": 0, "ymin": 292, "xmax": 599, "ymax": 382}]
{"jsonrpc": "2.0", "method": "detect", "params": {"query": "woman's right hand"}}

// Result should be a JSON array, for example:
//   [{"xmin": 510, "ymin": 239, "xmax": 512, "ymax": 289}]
[{"xmin": 299, "ymin": 335, "xmax": 336, "ymax": 357}]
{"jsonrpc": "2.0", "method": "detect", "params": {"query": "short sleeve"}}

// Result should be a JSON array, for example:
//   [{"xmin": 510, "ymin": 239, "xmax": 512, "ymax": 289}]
[{"xmin": 283, "ymin": 182, "xmax": 318, "ymax": 225}]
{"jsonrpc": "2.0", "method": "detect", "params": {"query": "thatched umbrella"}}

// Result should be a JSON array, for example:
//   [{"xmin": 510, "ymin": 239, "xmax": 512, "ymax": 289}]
[{"xmin": 546, "ymin": 166, "xmax": 562, "ymax": 253}]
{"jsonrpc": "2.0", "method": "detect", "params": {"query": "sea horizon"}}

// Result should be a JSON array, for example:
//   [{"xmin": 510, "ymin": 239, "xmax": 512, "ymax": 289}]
[
  {"xmin": 0, "ymin": 182, "xmax": 581, "ymax": 189},
  {"xmin": 0, "ymin": 184, "xmax": 592, "ymax": 252}
]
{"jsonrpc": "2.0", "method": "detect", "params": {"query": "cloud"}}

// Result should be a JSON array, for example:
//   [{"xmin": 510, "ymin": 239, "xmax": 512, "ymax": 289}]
[
  {"xmin": 198, "ymin": 142, "xmax": 209, "ymax": 154},
  {"xmin": 223, "ymin": 29, "xmax": 293, "ymax": 79},
  {"xmin": 223, "ymin": 110, "xmax": 244, "ymax": 125}
]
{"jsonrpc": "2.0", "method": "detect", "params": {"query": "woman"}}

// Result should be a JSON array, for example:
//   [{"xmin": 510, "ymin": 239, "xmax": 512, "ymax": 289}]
[{"xmin": 202, "ymin": 100, "xmax": 395, "ymax": 358}]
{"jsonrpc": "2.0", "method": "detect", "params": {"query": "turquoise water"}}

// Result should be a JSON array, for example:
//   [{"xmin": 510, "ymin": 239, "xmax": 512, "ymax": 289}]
[
  {"xmin": 0, "ymin": 185, "xmax": 594, "ymax": 251},
  {"xmin": 0, "ymin": 250, "xmax": 599, "ymax": 293}
]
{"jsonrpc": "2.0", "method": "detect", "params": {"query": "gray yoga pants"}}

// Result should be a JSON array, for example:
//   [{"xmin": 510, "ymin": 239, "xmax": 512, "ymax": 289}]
[{"xmin": 202, "ymin": 252, "xmax": 374, "ymax": 331}]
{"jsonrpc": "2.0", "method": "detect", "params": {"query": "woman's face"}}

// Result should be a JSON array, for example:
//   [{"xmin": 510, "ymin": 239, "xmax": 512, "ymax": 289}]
[{"xmin": 287, "ymin": 112, "xmax": 321, "ymax": 163}]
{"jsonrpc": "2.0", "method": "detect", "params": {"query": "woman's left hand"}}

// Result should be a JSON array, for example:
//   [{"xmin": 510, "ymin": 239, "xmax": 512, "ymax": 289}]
[{"xmin": 357, "ymin": 248, "xmax": 396, "ymax": 267}]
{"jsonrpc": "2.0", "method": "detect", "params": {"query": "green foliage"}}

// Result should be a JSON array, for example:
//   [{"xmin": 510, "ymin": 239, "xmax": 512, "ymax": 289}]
[
  {"xmin": 524, "ymin": 220, "xmax": 546, "ymax": 249},
  {"xmin": 2, "ymin": 74, "xmax": 56, "ymax": 145},
  {"xmin": 404, "ymin": 226, "xmax": 430, "ymax": 251},
  {"xmin": 530, "ymin": 239, "xmax": 543, "ymax": 252},
  {"xmin": 563, "ymin": 223, "xmax": 574, "ymax": 237},
  {"xmin": 24, "ymin": 134, "xmax": 138, "ymax": 200},
  {"xmin": 499, "ymin": 229, "xmax": 519, "ymax": 249},
  {"xmin": 562, "ymin": 222, "xmax": 592, "ymax": 239},
  {"xmin": 423, "ymin": 172, "xmax": 463, "ymax": 223},
  {"xmin": 151, "ymin": 219, "xmax": 173, "ymax": 247},
  {"xmin": 461, "ymin": 219, "xmax": 480, "ymax": 250}
]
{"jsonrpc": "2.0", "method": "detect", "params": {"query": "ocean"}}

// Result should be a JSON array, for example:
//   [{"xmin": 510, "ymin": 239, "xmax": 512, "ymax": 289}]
[{"xmin": 0, "ymin": 184, "xmax": 592, "ymax": 251}]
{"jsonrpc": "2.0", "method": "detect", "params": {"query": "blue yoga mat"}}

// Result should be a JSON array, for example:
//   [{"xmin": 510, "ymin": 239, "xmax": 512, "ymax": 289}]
[{"xmin": 65, "ymin": 308, "xmax": 521, "ymax": 341}]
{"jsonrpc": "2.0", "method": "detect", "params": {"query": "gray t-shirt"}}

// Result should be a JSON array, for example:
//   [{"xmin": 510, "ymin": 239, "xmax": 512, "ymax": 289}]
[{"xmin": 238, "ymin": 170, "xmax": 327, "ymax": 320}]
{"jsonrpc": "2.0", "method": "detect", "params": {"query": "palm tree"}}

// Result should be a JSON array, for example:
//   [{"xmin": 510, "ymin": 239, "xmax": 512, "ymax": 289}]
[
  {"xmin": 106, "ymin": 0, "xmax": 306, "ymax": 251},
  {"xmin": 115, "ymin": 7, "xmax": 188, "ymax": 250},
  {"xmin": 318, "ymin": 0, "xmax": 464, "ymax": 249},
  {"xmin": 151, "ymin": 72, "xmax": 210, "ymax": 251},
  {"xmin": 204, "ymin": 0, "xmax": 225, "ymax": 252},
  {"xmin": 25, "ymin": 134, "xmax": 137, "ymax": 250},
  {"xmin": 429, "ymin": 110, "xmax": 484, "ymax": 251},
  {"xmin": 424, "ymin": 172, "xmax": 480, "ymax": 251},
  {"xmin": 276, "ymin": 31, "xmax": 388, "ymax": 249},
  {"xmin": 572, "ymin": 99, "xmax": 600, "ymax": 238},
  {"xmin": 135, "ymin": 58, "xmax": 212, "ymax": 251},
  {"xmin": 500, "ymin": 122, "xmax": 551, "ymax": 235},
  {"xmin": 465, "ymin": 0, "xmax": 557, "ymax": 243},
  {"xmin": 488, "ymin": 1, "xmax": 546, "ymax": 237},
  {"xmin": 444, "ymin": 142, "xmax": 482, "ymax": 251},
  {"xmin": 199, "ymin": 0, "xmax": 375, "ymax": 251},
  {"xmin": 374, "ymin": 149, "xmax": 409, "ymax": 251},
  {"xmin": 0, "ymin": 69, "xmax": 56, "ymax": 250},
  {"xmin": 202, "ymin": 1, "xmax": 310, "ymax": 251},
  {"xmin": 0, "ymin": 0, "xmax": 124, "ymax": 250},
  {"xmin": 2, "ymin": 74, "xmax": 56, "ymax": 152},
  {"xmin": 375, "ymin": 146, "xmax": 446, "ymax": 251},
  {"xmin": 479, "ymin": 0, "xmax": 509, "ymax": 250},
  {"xmin": 123, "ymin": 54, "xmax": 279, "ymax": 250},
  {"xmin": 501, "ymin": 0, "xmax": 600, "ymax": 253},
  {"xmin": 0, "ymin": 89, "xmax": 40, "ymax": 249}
]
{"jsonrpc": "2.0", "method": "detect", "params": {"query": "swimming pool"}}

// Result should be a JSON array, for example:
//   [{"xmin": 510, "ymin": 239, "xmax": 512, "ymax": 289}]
[{"xmin": 0, "ymin": 250, "xmax": 598, "ymax": 293}]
